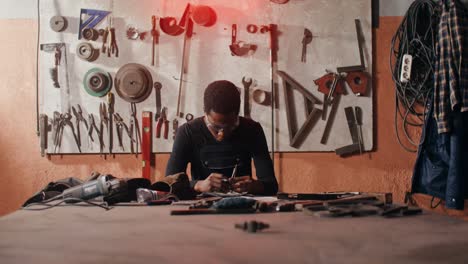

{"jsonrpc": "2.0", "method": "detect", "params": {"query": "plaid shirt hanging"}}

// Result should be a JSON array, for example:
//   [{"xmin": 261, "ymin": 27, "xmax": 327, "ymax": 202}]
[{"xmin": 434, "ymin": 0, "xmax": 468, "ymax": 133}]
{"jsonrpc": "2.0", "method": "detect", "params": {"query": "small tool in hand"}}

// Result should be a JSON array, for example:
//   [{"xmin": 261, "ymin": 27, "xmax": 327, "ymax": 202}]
[{"xmin": 230, "ymin": 162, "xmax": 239, "ymax": 180}]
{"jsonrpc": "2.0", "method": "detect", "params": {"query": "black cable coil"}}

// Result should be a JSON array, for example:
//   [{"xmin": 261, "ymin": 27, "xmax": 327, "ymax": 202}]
[{"xmin": 390, "ymin": 0, "xmax": 440, "ymax": 152}]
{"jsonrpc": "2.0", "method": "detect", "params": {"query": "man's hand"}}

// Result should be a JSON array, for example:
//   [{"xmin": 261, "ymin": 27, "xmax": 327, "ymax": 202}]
[
  {"xmin": 194, "ymin": 173, "xmax": 223, "ymax": 193},
  {"xmin": 231, "ymin": 176, "xmax": 253, "ymax": 193},
  {"xmin": 231, "ymin": 176, "xmax": 266, "ymax": 194}
]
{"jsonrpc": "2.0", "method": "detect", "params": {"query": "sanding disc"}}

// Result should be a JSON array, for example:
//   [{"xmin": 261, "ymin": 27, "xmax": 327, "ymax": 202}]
[
  {"xmin": 83, "ymin": 68, "xmax": 113, "ymax": 97},
  {"xmin": 114, "ymin": 63, "xmax": 153, "ymax": 103},
  {"xmin": 76, "ymin": 42, "xmax": 97, "ymax": 62}
]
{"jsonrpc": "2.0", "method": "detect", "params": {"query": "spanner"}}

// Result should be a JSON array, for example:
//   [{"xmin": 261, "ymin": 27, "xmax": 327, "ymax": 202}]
[{"xmin": 242, "ymin": 77, "xmax": 253, "ymax": 119}]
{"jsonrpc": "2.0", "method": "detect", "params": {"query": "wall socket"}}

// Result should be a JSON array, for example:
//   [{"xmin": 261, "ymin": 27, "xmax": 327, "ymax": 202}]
[{"xmin": 400, "ymin": 54, "xmax": 412, "ymax": 83}]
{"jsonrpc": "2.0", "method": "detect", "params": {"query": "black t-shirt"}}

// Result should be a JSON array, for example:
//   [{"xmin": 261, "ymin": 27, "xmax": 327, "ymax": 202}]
[{"xmin": 165, "ymin": 116, "xmax": 278, "ymax": 195}]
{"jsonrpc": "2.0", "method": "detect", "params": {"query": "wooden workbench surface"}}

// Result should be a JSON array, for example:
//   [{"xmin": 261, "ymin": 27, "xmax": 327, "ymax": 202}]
[{"xmin": 1, "ymin": 203, "xmax": 468, "ymax": 264}]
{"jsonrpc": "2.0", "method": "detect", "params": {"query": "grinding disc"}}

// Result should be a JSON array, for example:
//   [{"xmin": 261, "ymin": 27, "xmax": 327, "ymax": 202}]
[
  {"xmin": 114, "ymin": 63, "xmax": 153, "ymax": 103},
  {"xmin": 83, "ymin": 68, "xmax": 113, "ymax": 97},
  {"xmin": 50, "ymin": 16, "xmax": 68, "ymax": 32},
  {"xmin": 82, "ymin": 28, "xmax": 99, "ymax": 41},
  {"xmin": 76, "ymin": 42, "xmax": 97, "ymax": 62}
]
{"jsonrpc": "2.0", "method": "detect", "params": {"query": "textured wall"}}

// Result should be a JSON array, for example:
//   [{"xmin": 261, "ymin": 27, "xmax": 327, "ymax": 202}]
[{"xmin": 0, "ymin": 17, "xmax": 467, "ymax": 218}]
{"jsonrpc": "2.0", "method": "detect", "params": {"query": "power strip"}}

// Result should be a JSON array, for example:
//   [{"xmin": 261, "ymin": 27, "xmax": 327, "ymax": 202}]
[{"xmin": 400, "ymin": 54, "xmax": 413, "ymax": 83}]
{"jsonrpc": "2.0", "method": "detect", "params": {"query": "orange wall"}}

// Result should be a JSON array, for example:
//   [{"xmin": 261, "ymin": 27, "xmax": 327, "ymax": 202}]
[{"xmin": 0, "ymin": 17, "xmax": 465, "ymax": 217}]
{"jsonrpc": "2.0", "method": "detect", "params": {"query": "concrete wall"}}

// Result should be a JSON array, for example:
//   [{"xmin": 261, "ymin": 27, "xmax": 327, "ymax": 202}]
[{"xmin": 1, "ymin": 0, "xmax": 468, "ymax": 218}]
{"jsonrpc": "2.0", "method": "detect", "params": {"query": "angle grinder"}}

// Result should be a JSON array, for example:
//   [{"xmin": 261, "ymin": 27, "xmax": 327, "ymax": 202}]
[{"xmin": 62, "ymin": 175, "xmax": 125, "ymax": 202}]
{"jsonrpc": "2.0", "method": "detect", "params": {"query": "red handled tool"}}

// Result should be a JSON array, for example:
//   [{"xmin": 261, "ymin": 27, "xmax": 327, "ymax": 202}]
[
  {"xmin": 142, "ymin": 111, "xmax": 153, "ymax": 180},
  {"xmin": 155, "ymin": 107, "xmax": 169, "ymax": 139}
]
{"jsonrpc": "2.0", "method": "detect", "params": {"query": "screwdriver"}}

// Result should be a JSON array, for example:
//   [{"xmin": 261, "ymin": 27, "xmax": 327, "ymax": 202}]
[
  {"xmin": 151, "ymin": 15, "xmax": 157, "ymax": 66},
  {"xmin": 107, "ymin": 92, "xmax": 115, "ymax": 154},
  {"xmin": 354, "ymin": 106, "xmax": 363, "ymax": 154}
]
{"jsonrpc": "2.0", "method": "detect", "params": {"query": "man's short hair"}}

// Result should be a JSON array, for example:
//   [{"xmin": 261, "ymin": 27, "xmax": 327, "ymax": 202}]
[{"xmin": 203, "ymin": 80, "xmax": 240, "ymax": 115}]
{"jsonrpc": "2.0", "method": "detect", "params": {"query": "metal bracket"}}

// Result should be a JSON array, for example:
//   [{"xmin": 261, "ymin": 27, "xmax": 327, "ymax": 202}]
[
  {"xmin": 277, "ymin": 70, "xmax": 323, "ymax": 149},
  {"xmin": 337, "ymin": 19, "xmax": 366, "ymax": 73},
  {"xmin": 335, "ymin": 107, "xmax": 363, "ymax": 156}
]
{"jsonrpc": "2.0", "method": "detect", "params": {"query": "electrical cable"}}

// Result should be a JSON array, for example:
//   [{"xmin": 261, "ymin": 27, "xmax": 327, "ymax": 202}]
[
  {"xmin": 36, "ymin": 0, "xmax": 41, "ymax": 136},
  {"xmin": 389, "ymin": 0, "xmax": 439, "ymax": 152},
  {"xmin": 22, "ymin": 196, "xmax": 112, "ymax": 211}
]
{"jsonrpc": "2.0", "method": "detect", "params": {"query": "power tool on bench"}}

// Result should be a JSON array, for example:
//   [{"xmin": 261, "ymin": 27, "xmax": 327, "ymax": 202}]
[{"xmin": 62, "ymin": 175, "xmax": 127, "ymax": 203}]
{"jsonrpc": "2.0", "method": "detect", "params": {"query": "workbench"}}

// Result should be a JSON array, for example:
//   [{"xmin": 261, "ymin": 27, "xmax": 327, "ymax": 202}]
[{"xmin": 1, "ymin": 203, "xmax": 468, "ymax": 264}]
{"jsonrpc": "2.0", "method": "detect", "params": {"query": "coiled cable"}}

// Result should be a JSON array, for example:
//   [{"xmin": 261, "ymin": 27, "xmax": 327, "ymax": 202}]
[{"xmin": 389, "ymin": 0, "xmax": 439, "ymax": 152}]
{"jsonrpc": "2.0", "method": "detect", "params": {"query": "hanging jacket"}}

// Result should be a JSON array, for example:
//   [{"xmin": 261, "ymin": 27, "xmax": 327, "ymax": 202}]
[{"xmin": 411, "ymin": 99, "xmax": 468, "ymax": 210}]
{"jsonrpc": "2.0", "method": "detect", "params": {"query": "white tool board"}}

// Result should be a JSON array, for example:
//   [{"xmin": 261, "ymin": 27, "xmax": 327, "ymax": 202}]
[{"xmin": 38, "ymin": 0, "xmax": 373, "ymax": 154}]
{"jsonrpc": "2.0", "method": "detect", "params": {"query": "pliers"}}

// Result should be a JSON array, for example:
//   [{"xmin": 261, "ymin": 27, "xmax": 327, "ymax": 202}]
[
  {"xmin": 155, "ymin": 107, "xmax": 169, "ymax": 139},
  {"xmin": 114, "ymin": 113, "xmax": 134, "ymax": 151},
  {"xmin": 130, "ymin": 103, "xmax": 141, "ymax": 155},
  {"xmin": 72, "ymin": 104, "xmax": 89, "ymax": 148},
  {"xmin": 88, "ymin": 114, "xmax": 104, "ymax": 153}
]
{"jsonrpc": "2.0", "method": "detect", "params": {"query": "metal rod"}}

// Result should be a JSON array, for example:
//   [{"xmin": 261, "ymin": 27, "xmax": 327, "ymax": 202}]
[
  {"xmin": 269, "ymin": 24, "xmax": 277, "ymax": 166},
  {"xmin": 176, "ymin": 16, "xmax": 192, "ymax": 117}
]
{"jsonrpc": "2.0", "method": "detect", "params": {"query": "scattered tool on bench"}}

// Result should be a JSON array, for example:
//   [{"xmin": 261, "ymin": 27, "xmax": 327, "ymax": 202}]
[
  {"xmin": 235, "ymin": 221, "xmax": 270, "ymax": 233},
  {"xmin": 170, "ymin": 197, "xmax": 257, "ymax": 215}
]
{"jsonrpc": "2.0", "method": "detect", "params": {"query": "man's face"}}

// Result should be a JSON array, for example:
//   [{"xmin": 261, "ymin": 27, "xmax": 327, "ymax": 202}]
[{"xmin": 204, "ymin": 110, "xmax": 239, "ymax": 141}]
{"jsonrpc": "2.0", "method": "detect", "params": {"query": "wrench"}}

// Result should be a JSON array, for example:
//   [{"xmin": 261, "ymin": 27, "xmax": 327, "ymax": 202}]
[{"xmin": 242, "ymin": 77, "xmax": 253, "ymax": 119}]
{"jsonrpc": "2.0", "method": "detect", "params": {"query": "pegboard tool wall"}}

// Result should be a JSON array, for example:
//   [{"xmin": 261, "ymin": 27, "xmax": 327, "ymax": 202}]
[{"xmin": 38, "ymin": 0, "xmax": 372, "ymax": 154}]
